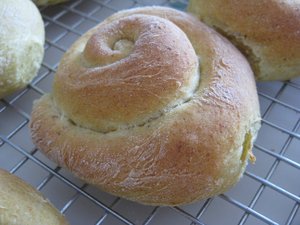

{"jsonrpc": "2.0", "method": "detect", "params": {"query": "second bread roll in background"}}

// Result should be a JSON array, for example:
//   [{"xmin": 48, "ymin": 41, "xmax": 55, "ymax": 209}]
[
  {"xmin": 188, "ymin": 0, "xmax": 300, "ymax": 81},
  {"xmin": 0, "ymin": 0, "xmax": 45, "ymax": 99}
]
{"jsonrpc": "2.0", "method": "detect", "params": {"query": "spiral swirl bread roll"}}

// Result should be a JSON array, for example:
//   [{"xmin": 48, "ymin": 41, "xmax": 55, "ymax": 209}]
[
  {"xmin": 188, "ymin": 0, "xmax": 300, "ymax": 81},
  {"xmin": 30, "ymin": 6, "xmax": 261, "ymax": 205},
  {"xmin": 0, "ymin": 169, "xmax": 68, "ymax": 225},
  {"xmin": 0, "ymin": 0, "xmax": 44, "ymax": 99}
]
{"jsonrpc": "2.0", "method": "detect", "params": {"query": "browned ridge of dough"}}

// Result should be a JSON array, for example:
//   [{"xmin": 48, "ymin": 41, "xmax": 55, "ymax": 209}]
[
  {"xmin": 188, "ymin": 0, "xmax": 300, "ymax": 81},
  {"xmin": 30, "ymin": 6, "xmax": 261, "ymax": 206}
]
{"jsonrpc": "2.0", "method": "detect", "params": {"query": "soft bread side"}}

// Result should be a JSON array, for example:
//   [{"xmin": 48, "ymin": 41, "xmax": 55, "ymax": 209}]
[
  {"xmin": 0, "ymin": 0, "xmax": 44, "ymax": 99},
  {"xmin": 0, "ymin": 169, "xmax": 68, "ymax": 225}
]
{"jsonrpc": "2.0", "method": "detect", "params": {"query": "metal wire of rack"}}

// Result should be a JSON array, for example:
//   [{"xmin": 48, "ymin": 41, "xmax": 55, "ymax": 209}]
[{"xmin": 0, "ymin": 0, "xmax": 300, "ymax": 224}]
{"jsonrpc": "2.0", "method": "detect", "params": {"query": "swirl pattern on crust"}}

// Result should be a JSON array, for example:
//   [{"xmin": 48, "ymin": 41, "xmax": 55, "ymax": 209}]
[
  {"xmin": 30, "ymin": 7, "xmax": 261, "ymax": 205},
  {"xmin": 54, "ymin": 14, "xmax": 199, "ymax": 132}
]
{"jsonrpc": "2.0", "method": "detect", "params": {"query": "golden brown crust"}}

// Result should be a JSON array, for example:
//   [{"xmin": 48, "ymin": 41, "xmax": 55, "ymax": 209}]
[
  {"xmin": 188, "ymin": 0, "xmax": 300, "ymax": 81},
  {"xmin": 0, "ymin": 169, "xmax": 69, "ymax": 225},
  {"xmin": 30, "ymin": 6, "xmax": 261, "ymax": 205}
]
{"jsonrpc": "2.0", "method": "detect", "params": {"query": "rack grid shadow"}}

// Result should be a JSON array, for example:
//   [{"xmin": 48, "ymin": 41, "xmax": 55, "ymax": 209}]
[{"xmin": 0, "ymin": 0, "xmax": 300, "ymax": 225}]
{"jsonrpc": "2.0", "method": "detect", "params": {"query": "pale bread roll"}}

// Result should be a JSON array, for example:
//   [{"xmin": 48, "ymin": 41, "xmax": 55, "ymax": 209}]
[
  {"xmin": 0, "ymin": 0, "xmax": 44, "ymax": 99},
  {"xmin": 0, "ymin": 169, "xmax": 68, "ymax": 225},
  {"xmin": 188, "ymin": 0, "xmax": 300, "ymax": 81},
  {"xmin": 30, "ymin": 6, "xmax": 261, "ymax": 205}
]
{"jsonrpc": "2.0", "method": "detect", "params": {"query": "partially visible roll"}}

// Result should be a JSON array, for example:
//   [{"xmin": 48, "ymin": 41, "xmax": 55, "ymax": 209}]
[
  {"xmin": 188, "ymin": 0, "xmax": 300, "ymax": 81},
  {"xmin": 32, "ymin": 0, "xmax": 68, "ymax": 6},
  {"xmin": 0, "ymin": 0, "xmax": 44, "ymax": 99},
  {"xmin": 0, "ymin": 169, "xmax": 69, "ymax": 225}
]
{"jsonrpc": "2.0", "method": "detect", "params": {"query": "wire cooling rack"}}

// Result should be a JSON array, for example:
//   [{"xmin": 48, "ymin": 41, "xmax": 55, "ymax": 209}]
[{"xmin": 1, "ymin": 0, "xmax": 300, "ymax": 224}]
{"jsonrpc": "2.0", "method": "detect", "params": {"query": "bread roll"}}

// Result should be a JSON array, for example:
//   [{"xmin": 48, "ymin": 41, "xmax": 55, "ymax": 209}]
[
  {"xmin": 32, "ymin": 0, "xmax": 68, "ymax": 6},
  {"xmin": 0, "ymin": 169, "xmax": 68, "ymax": 225},
  {"xmin": 0, "ymin": 0, "xmax": 44, "ymax": 99},
  {"xmin": 188, "ymin": 0, "xmax": 300, "ymax": 81},
  {"xmin": 30, "ymin": 6, "xmax": 261, "ymax": 206}
]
